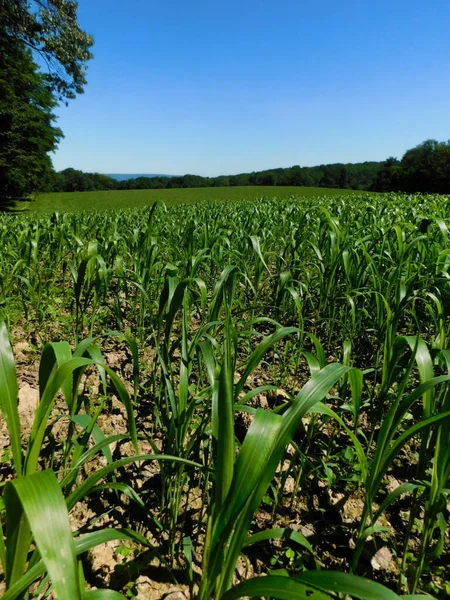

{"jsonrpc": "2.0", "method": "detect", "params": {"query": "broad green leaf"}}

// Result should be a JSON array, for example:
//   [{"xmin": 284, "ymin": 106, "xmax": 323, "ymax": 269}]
[
  {"xmin": 69, "ymin": 413, "xmax": 113, "ymax": 465},
  {"xmin": 0, "ymin": 321, "xmax": 21, "ymax": 475},
  {"xmin": 295, "ymin": 571, "xmax": 402, "ymax": 600},
  {"xmin": 215, "ymin": 322, "xmax": 235, "ymax": 512},
  {"xmin": 250, "ymin": 235, "xmax": 271, "ymax": 274},
  {"xmin": 5, "ymin": 470, "xmax": 81, "ymax": 599},
  {"xmin": 213, "ymin": 409, "xmax": 282, "ymax": 545},
  {"xmin": 25, "ymin": 357, "xmax": 94, "ymax": 475},
  {"xmin": 208, "ymin": 265, "xmax": 238, "ymax": 323},
  {"xmin": 221, "ymin": 575, "xmax": 332, "ymax": 600},
  {"xmin": 39, "ymin": 341, "xmax": 73, "ymax": 411},
  {"xmin": 3, "ymin": 529, "xmax": 152, "ymax": 599}
]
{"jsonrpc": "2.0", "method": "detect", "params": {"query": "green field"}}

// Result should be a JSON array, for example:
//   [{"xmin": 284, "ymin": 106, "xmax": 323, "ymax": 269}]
[
  {"xmin": 0, "ymin": 191, "xmax": 448, "ymax": 599},
  {"xmin": 23, "ymin": 185, "xmax": 369, "ymax": 212}
]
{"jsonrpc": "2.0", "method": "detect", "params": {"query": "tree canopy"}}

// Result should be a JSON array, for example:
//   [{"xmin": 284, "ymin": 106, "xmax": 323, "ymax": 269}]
[
  {"xmin": 0, "ymin": 0, "xmax": 93, "ymax": 202},
  {"xmin": 0, "ymin": 0, "xmax": 94, "ymax": 101},
  {"xmin": 397, "ymin": 140, "xmax": 450, "ymax": 193},
  {"xmin": 0, "ymin": 34, "xmax": 63, "ymax": 202}
]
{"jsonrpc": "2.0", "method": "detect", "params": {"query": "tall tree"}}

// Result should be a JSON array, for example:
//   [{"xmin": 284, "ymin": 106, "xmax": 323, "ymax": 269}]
[
  {"xmin": 0, "ymin": 0, "xmax": 93, "ymax": 201},
  {"xmin": 0, "ymin": 0, "xmax": 94, "ymax": 101},
  {"xmin": 0, "ymin": 35, "xmax": 63, "ymax": 200},
  {"xmin": 398, "ymin": 139, "xmax": 450, "ymax": 193}
]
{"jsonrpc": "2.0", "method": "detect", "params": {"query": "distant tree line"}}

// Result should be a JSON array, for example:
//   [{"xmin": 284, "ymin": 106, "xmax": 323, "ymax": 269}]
[
  {"xmin": 45, "ymin": 140, "xmax": 450, "ymax": 195},
  {"xmin": 47, "ymin": 161, "xmax": 381, "ymax": 193}
]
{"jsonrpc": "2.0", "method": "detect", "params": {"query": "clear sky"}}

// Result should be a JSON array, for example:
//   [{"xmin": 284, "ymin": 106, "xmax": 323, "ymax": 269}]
[{"xmin": 52, "ymin": 0, "xmax": 450, "ymax": 176}]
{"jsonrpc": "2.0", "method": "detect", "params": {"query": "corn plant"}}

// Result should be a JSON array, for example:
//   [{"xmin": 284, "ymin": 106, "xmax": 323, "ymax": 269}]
[{"xmin": 0, "ymin": 191, "xmax": 449, "ymax": 596}]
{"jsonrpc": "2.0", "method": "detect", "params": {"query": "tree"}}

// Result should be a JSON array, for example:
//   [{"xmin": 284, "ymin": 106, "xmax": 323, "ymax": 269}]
[
  {"xmin": 0, "ymin": 0, "xmax": 94, "ymax": 101},
  {"xmin": 372, "ymin": 157, "xmax": 400, "ymax": 192},
  {"xmin": 398, "ymin": 139, "xmax": 450, "ymax": 193},
  {"xmin": 0, "ymin": 35, "xmax": 63, "ymax": 201},
  {"xmin": 0, "ymin": 1, "xmax": 93, "ymax": 201}
]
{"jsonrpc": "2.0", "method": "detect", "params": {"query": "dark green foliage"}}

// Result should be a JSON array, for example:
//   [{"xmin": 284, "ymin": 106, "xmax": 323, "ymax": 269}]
[
  {"xmin": 54, "ymin": 168, "xmax": 117, "ymax": 192},
  {"xmin": 396, "ymin": 139, "xmax": 450, "ymax": 193},
  {"xmin": 50, "ymin": 162, "xmax": 386, "ymax": 194},
  {"xmin": 372, "ymin": 157, "xmax": 400, "ymax": 192},
  {"xmin": 0, "ymin": 0, "xmax": 94, "ymax": 101},
  {"xmin": 0, "ymin": 35, "xmax": 62, "ymax": 202},
  {"xmin": 0, "ymin": 0, "xmax": 93, "ymax": 202}
]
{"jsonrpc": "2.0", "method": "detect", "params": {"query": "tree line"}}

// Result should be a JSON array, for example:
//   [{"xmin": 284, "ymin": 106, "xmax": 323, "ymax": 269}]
[
  {"xmin": 48, "ymin": 162, "xmax": 381, "ymax": 192},
  {"xmin": 47, "ymin": 141, "xmax": 450, "ymax": 195}
]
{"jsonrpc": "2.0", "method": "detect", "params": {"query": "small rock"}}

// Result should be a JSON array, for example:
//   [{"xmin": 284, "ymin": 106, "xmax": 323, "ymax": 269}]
[
  {"xmin": 370, "ymin": 546, "xmax": 396, "ymax": 573},
  {"xmin": 342, "ymin": 498, "xmax": 364, "ymax": 523},
  {"xmin": 284, "ymin": 476, "xmax": 296, "ymax": 494},
  {"xmin": 163, "ymin": 592, "xmax": 188, "ymax": 600},
  {"xmin": 14, "ymin": 341, "xmax": 30, "ymax": 362},
  {"xmin": 385, "ymin": 476, "xmax": 401, "ymax": 494},
  {"xmin": 299, "ymin": 524, "xmax": 315, "ymax": 538},
  {"xmin": 329, "ymin": 491, "xmax": 345, "ymax": 506}
]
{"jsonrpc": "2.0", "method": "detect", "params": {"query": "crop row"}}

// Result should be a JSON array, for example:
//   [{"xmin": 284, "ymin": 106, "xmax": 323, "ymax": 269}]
[{"xmin": 0, "ymin": 193, "xmax": 449, "ymax": 598}]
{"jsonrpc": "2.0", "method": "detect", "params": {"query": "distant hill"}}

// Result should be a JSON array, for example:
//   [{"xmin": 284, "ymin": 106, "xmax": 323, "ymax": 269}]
[{"xmin": 106, "ymin": 174, "xmax": 175, "ymax": 181}]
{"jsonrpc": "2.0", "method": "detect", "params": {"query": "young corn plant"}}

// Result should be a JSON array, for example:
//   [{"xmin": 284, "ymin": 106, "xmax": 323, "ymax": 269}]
[
  {"xmin": 0, "ymin": 322, "xmax": 201, "ymax": 598},
  {"xmin": 194, "ymin": 301, "xmax": 417, "ymax": 600},
  {"xmin": 351, "ymin": 335, "xmax": 450, "ymax": 594}
]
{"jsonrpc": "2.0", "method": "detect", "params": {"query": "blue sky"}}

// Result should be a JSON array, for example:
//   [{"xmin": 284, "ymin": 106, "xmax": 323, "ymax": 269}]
[{"xmin": 52, "ymin": 0, "xmax": 450, "ymax": 176}]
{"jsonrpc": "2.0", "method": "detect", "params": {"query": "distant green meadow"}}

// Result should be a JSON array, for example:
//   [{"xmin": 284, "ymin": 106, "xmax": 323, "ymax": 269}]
[{"xmin": 22, "ymin": 185, "xmax": 370, "ymax": 212}]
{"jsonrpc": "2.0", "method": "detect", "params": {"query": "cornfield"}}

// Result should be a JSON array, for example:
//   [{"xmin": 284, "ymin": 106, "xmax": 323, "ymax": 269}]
[{"xmin": 1, "ymin": 192, "xmax": 449, "ymax": 599}]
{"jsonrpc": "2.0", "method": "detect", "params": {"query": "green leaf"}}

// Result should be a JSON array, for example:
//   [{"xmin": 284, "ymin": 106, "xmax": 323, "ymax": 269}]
[
  {"xmin": 215, "ymin": 321, "xmax": 235, "ymax": 513},
  {"xmin": 208, "ymin": 265, "xmax": 238, "ymax": 323},
  {"xmin": 295, "ymin": 571, "xmax": 402, "ymax": 600},
  {"xmin": 250, "ymin": 235, "xmax": 271, "ymax": 274},
  {"xmin": 372, "ymin": 482, "xmax": 425, "ymax": 524},
  {"xmin": 3, "ymin": 529, "xmax": 148, "ymax": 600},
  {"xmin": 25, "ymin": 357, "xmax": 93, "ymax": 475},
  {"xmin": 0, "ymin": 321, "xmax": 22, "ymax": 476},
  {"xmin": 244, "ymin": 527, "xmax": 315, "ymax": 556},
  {"xmin": 374, "ymin": 410, "xmax": 450, "ymax": 494},
  {"xmin": 213, "ymin": 409, "xmax": 282, "ymax": 545},
  {"xmin": 83, "ymin": 591, "xmax": 126, "ymax": 599},
  {"xmin": 39, "ymin": 341, "xmax": 73, "ymax": 411},
  {"xmin": 221, "ymin": 575, "xmax": 332, "ymax": 600},
  {"xmin": 69, "ymin": 414, "xmax": 113, "ymax": 465},
  {"xmin": 67, "ymin": 453, "xmax": 201, "ymax": 510},
  {"xmin": 235, "ymin": 327, "xmax": 298, "ymax": 397},
  {"xmin": 394, "ymin": 336, "xmax": 435, "ymax": 418},
  {"xmin": 309, "ymin": 402, "xmax": 368, "ymax": 481},
  {"xmin": 277, "ymin": 364, "xmax": 351, "ymax": 458},
  {"xmin": 5, "ymin": 470, "xmax": 81, "ymax": 599}
]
